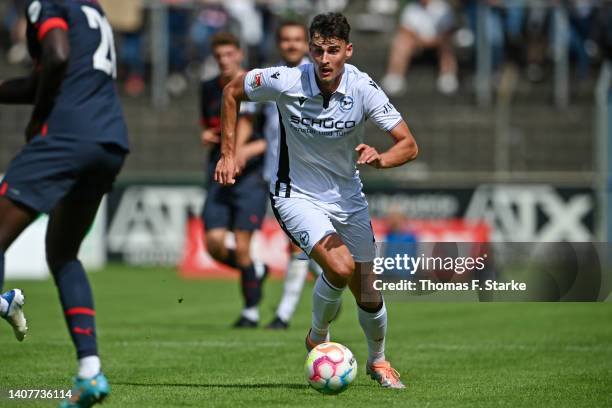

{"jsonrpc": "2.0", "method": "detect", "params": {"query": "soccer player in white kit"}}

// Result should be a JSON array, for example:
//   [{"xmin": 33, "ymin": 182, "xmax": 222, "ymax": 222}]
[
  {"xmin": 263, "ymin": 20, "xmax": 325, "ymax": 330},
  {"xmin": 216, "ymin": 13, "xmax": 418, "ymax": 389}
]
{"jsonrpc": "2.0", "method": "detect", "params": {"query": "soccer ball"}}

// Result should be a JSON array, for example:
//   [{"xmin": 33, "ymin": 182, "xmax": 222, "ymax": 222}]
[{"xmin": 304, "ymin": 342, "xmax": 357, "ymax": 395}]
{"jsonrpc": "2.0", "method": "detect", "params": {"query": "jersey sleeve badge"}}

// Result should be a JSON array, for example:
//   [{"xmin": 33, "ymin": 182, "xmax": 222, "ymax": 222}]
[{"xmin": 251, "ymin": 72, "xmax": 263, "ymax": 89}]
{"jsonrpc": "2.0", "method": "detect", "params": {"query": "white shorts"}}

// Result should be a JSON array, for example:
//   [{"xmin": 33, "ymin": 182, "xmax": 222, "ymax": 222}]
[{"xmin": 270, "ymin": 193, "xmax": 376, "ymax": 263}]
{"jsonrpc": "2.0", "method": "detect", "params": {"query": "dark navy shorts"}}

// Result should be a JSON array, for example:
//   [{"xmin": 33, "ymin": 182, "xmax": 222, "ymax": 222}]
[
  {"xmin": 0, "ymin": 135, "xmax": 126, "ymax": 214},
  {"xmin": 202, "ymin": 173, "xmax": 268, "ymax": 232}
]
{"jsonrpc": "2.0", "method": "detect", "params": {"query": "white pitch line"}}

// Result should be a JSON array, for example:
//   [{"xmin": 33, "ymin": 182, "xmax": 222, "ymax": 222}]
[{"xmin": 411, "ymin": 343, "xmax": 612, "ymax": 353}]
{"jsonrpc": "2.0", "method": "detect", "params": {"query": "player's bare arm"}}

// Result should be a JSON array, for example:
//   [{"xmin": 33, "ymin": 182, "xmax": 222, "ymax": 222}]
[
  {"xmin": 200, "ymin": 128, "xmax": 220, "ymax": 148},
  {"xmin": 356, "ymin": 120, "xmax": 418, "ymax": 168},
  {"xmin": 214, "ymin": 72, "xmax": 249, "ymax": 185},
  {"xmin": 27, "ymin": 28, "xmax": 70, "ymax": 141}
]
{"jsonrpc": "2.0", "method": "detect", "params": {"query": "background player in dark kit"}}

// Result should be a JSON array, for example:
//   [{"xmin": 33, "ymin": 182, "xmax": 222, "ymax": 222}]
[
  {"xmin": 0, "ymin": 1, "xmax": 128, "ymax": 406},
  {"xmin": 199, "ymin": 32, "xmax": 269, "ymax": 328}
]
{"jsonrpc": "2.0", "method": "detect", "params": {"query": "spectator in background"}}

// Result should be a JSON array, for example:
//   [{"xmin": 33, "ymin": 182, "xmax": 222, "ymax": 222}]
[
  {"xmin": 381, "ymin": 0, "xmax": 458, "ymax": 96},
  {"xmin": 593, "ymin": 0, "xmax": 612, "ymax": 62},
  {"xmin": 561, "ymin": 0, "xmax": 596, "ymax": 80},
  {"xmin": 223, "ymin": 0, "xmax": 264, "ymax": 67},
  {"xmin": 165, "ymin": 0, "xmax": 191, "ymax": 96},
  {"xmin": 3, "ymin": 0, "xmax": 27, "ymax": 65},
  {"xmin": 464, "ymin": 0, "xmax": 524, "ymax": 72},
  {"xmin": 100, "ymin": 0, "xmax": 146, "ymax": 97},
  {"xmin": 190, "ymin": 4, "xmax": 230, "ymax": 64}
]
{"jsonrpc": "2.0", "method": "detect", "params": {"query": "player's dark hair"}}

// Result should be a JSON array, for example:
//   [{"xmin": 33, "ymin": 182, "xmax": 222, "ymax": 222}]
[
  {"xmin": 210, "ymin": 32, "xmax": 241, "ymax": 49},
  {"xmin": 309, "ymin": 13, "xmax": 350, "ymax": 43},
  {"xmin": 276, "ymin": 19, "xmax": 308, "ymax": 43}
]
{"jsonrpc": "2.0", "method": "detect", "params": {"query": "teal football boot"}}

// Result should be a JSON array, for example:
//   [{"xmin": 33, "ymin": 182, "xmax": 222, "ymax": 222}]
[{"xmin": 59, "ymin": 373, "xmax": 109, "ymax": 408}]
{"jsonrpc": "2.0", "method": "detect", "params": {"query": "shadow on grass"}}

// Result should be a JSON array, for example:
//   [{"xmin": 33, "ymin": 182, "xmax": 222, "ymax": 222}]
[{"xmin": 114, "ymin": 382, "xmax": 309, "ymax": 390}]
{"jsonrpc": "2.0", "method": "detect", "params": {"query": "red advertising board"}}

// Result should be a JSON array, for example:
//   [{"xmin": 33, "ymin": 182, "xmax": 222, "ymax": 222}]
[{"xmin": 179, "ymin": 217, "xmax": 489, "ymax": 280}]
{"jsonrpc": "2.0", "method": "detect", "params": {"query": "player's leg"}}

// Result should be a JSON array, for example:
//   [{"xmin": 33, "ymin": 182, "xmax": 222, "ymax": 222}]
[
  {"xmin": 348, "ymin": 262, "xmax": 387, "ymax": 364},
  {"xmin": 205, "ymin": 228, "xmax": 234, "ymax": 266},
  {"xmin": 337, "ymin": 204, "xmax": 405, "ymax": 389},
  {"xmin": 0, "ymin": 196, "xmax": 37, "ymax": 341},
  {"xmin": 267, "ymin": 242, "xmax": 309, "ymax": 329},
  {"xmin": 47, "ymin": 192, "xmax": 116, "ymax": 408},
  {"xmin": 46, "ymin": 194, "xmax": 103, "ymax": 378},
  {"xmin": 382, "ymin": 27, "xmax": 420, "ymax": 95},
  {"xmin": 202, "ymin": 183, "xmax": 236, "ymax": 267},
  {"xmin": 349, "ymin": 263, "xmax": 403, "ymax": 388},
  {"xmin": 307, "ymin": 233, "xmax": 355, "ymax": 346},
  {"xmin": 0, "ymin": 136, "xmax": 66, "ymax": 340},
  {"xmin": 270, "ymin": 195, "xmax": 349, "ymax": 345},
  {"xmin": 232, "ymin": 229, "xmax": 266, "ymax": 327},
  {"xmin": 51, "ymin": 142, "xmax": 125, "ymax": 407},
  {"xmin": 437, "ymin": 32, "xmax": 459, "ymax": 95},
  {"xmin": 231, "ymin": 178, "xmax": 268, "ymax": 327}
]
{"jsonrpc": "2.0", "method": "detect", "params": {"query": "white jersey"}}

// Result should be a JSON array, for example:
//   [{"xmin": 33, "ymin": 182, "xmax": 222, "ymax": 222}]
[
  {"xmin": 244, "ymin": 63, "xmax": 402, "ymax": 204},
  {"xmin": 262, "ymin": 57, "xmax": 310, "ymax": 182}
]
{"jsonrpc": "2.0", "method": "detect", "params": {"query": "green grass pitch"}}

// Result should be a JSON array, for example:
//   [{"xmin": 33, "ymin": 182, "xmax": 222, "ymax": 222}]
[{"xmin": 1, "ymin": 265, "xmax": 611, "ymax": 407}]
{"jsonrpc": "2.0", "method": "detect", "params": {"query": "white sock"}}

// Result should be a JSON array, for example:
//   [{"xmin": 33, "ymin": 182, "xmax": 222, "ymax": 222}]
[
  {"xmin": 254, "ymin": 261, "xmax": 267, "ymax": 280},
  {"xmin": 0, "ymin": 297, "xmax": 8, "ymax": 315},
  {"xmin": 276, "ymin": 257, "xmax": 309, "ymax": 322},
  {"xmin": 78, "ymin": 355, "xmax": 101, "ymax": 379},
  {"xmin": 242, "ymin": 306, "xmax": 259, "ymax": 322},
  {"xmin": 358, "ymin": 301, "xmax": 387, "ymax": 365},
  {"xmin": 310, "ymin": 273, "xmax": 344, "ymax": 343},
  {"xmin": 309, "ymin": 259, "xmax": 323, "ymax": 277}
]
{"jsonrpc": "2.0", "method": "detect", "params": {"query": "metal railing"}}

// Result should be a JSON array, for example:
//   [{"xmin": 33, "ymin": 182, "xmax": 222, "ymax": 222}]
[{"xmin": 595, "ymin": 61, "xmax": 612, "ymax": 242}]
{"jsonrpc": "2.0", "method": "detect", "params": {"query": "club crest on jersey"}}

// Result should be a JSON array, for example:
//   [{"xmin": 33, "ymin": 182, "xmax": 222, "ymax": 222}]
[
  {"xmin": 251, "ymin": 73, "xmax": 263, "ymax": 89},
  {"xmin": 298, "ymin": 231, "xmax": 310, "ymax": 246},
  {"xmin": 340, "ymin": 96, "xmax": 354, "ymax": 112},
  {"xmin": 28, "ymin": 1, "xmax": 42, "ymax": 24}
]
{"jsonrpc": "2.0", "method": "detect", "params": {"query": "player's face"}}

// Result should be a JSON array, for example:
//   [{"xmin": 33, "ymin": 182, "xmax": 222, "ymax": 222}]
[
  {"xmin": 213, "ymin": 44, "xmax": 243, "ymax": 79},
  {"xmin": 278, "ymin": 25, "xmax": 308, "ymax": 66},
  {"xmin": 309, "ymin": 34, "xmax": 353, "ymax": 86}
]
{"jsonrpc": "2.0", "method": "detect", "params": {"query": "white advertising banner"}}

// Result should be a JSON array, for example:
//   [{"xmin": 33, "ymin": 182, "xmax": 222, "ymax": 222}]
[{"xmin": 4, "ymin": 199, "xmax": 107, "ymax": 280}]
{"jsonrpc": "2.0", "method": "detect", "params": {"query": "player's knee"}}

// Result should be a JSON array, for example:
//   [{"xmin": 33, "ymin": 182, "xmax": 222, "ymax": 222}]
[
  {"xmin": 356, "ymin": 287, "xmax": 383, "ymax": 311},
  {"xmin": 45, "ymin": 250, "xmax": 74, "ymax": 274},
  {"xmin": 206, "ymin": 236, "xmax": 225, "ymax": 262},
  {"xmin": 234, "ymin": 244, "xmax": 251, "ymax": 267},
  {"xmin": 327, "ymin": 254, "xmax": 355, "ymax": 282}
]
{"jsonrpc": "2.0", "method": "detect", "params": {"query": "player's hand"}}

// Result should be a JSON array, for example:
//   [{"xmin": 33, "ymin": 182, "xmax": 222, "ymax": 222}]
[
  {"xmin": 215, "ymin": 154, "xmax": 237, "ymax": 185},
  {"xmin": 25, "ymin": 117, "xmax": 43, "ymax": 142},
  {"xmin": 234, "ymin": 149, "xmax": 248, "ymax": 176},
  {"xmin": 356, "ymin": 144, "xmax": 383, "ymax": 168},
  {"xmin": 201, "ymin": 129, "xmax": 220, "ymax": 147}
]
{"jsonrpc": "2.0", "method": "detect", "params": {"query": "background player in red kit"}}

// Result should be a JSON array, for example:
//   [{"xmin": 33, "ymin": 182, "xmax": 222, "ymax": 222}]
[{"xmin": 0, "ymin": 1, "xmax": 128, "ymax": 406}]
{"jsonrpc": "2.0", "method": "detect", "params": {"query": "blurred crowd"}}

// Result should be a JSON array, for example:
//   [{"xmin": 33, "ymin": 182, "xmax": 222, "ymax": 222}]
[
  {"xmin": 382, "ymin": 0, "xmax": 612, "ymax": 96},
  {"xmin": 1, "ymin": 0, "xmax": 611, "ymax": 98}
]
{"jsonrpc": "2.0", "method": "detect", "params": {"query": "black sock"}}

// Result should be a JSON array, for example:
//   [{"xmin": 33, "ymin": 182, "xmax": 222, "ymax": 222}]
[
  {"xmin": 52, "ymin": 260, "xmax": 98, "ymax": 358},
  {"xmin": 239, "ymin": 264, "xmax": 261, "ymax": 308},
  {"xmin": 226, "ymin": 250, "xmax": 237, "ymax": 268}
]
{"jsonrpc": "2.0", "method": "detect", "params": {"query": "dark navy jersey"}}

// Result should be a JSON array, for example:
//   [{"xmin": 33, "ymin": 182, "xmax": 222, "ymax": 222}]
[
  {"xmin": 25, "ymin": 0, "xmax": 129, "ymax": 150},
  {"xmin": 200, "ymin": 75, "xmax": 263, "ymax": 180}
]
